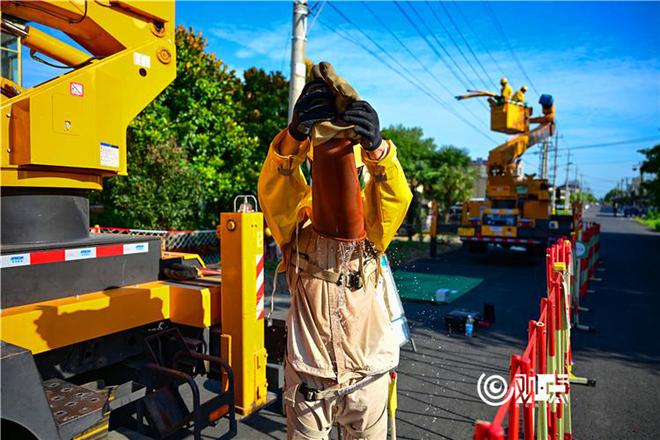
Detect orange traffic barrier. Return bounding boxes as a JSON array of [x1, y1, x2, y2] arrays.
[[570, 222, 601, 332], [473, 237, 579, 440]]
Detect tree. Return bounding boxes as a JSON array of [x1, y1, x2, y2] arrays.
[[604, 188, 626, 205], [428, 146, 474, 223], [570, 191, 597, 204], [93, 26, 275, 229], [241, 67, 289, 161], [381, 125, 436, 240], [640, 144, 660, 208], [381, 125, 474, 255]]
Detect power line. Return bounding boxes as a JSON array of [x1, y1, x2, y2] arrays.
[[562, 136, 660, 152], [307, 0, 326, 34], [483, 1, 540, 95], [359, 1, 489, 132], [315, 17, 497, 143], [570, 158, 641, 166], [451, 0, 508, 83], [423, 1, 490, 90], [434, 1, 497, 89], [325, 3, 497, 141], [580, 173, 622, 183], [395, 1, 473, 92], [530, 136, 660, 154]]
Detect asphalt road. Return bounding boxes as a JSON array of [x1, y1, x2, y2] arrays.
[[190, 206, 660, 439]]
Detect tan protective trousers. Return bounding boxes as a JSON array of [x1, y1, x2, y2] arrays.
[[284, 361, 389, 440]]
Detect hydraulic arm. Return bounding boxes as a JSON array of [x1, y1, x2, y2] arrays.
[[1, 0, 176, 245], [1, 0, 176, 190]]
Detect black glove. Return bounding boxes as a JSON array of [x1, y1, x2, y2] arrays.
[[289, 79, 337, 141], [343, 100, 383, 151]]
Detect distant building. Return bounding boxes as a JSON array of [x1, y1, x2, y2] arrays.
[[471, 158, 488, 198]]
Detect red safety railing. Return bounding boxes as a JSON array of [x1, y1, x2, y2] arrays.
[[474, 238, 575, 440], [570, 222, 601, 331]]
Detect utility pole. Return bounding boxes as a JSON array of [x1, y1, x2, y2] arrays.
[[288, 0, 308, 122], [551, 130, 559, 213], [539, 138, 549, 180]]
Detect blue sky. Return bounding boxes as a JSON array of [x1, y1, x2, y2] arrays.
[[22, 1, 660, 196]]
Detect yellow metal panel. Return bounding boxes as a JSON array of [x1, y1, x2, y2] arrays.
[[161, 251, 207, 268], [482, 226, 517, 238], [0, 169, 103, 189], [168, 282, 218, 328], [1, 0, 176, 189], [523, 200, 551, 220], [0, 282, 170, 354], [219, 212, 267, 415], [490, 103, 530, 134], [457, 227, 475, 237]]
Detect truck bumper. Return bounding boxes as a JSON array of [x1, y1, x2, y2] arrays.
[[461, 236, 543, 245]]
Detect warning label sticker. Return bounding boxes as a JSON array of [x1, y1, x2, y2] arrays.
[[100, 142, 119, 168], [70, 82, 84, 97], [133, 52, 151, 68]]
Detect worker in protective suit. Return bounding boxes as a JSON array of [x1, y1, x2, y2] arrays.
[[500, 77, 513, 102], [511, 85, 528, 104], [258, 62, 412, 439]]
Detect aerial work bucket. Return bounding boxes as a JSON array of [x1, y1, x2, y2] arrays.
[[490, 102, 531, 134], [311, 138, 366, 241]]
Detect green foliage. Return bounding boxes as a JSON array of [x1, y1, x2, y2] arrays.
[[639, 144, 660, 208], [382, 125, 474, 224], [93, 26, 289, 229], [571, 191, 597, 204], [637, 210, 660, 232], [381, 125, 436, 238], [241, 67, 289, 161], [428, 146, 474, 221], [604, 188, 626, 204], [381, 125, 435, 188], [92, 136, 204, 229]]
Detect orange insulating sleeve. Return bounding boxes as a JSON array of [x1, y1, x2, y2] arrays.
[[311, 138, 366, 241]]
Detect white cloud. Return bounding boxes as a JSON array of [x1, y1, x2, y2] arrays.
[[210, 23, 290, 63]]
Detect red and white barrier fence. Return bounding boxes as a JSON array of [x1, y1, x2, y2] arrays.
[[474, 222, 601, 440]]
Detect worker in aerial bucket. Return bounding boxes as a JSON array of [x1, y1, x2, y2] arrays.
[[511, 85, 528, 104], [258, 62, 412, 439], [500, 77, 513, 102]]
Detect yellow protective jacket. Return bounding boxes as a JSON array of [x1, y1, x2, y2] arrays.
[[258, 129, 412, 255], [501, 84, 513, 100], [511, 90, 525, 103]]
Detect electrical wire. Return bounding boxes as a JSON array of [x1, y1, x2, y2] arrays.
[[325, 3, 496, 140], [483, 1, 540, 95], [307, 0, 326, 34], [395, 2, 471, 92], [530, 136, 660, 154], [436, 1, 497, 89], [425, 1, 490, 90], [315, 17, 497, 143], [452, 0, 508, 84], [359, 1, 489, 132]]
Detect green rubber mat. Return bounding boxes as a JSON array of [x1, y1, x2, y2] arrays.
[[392, 271, 483, 303]]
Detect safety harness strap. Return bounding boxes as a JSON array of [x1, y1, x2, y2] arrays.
[[298, 371, 388, 402], [295, 258, 378, 287]]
